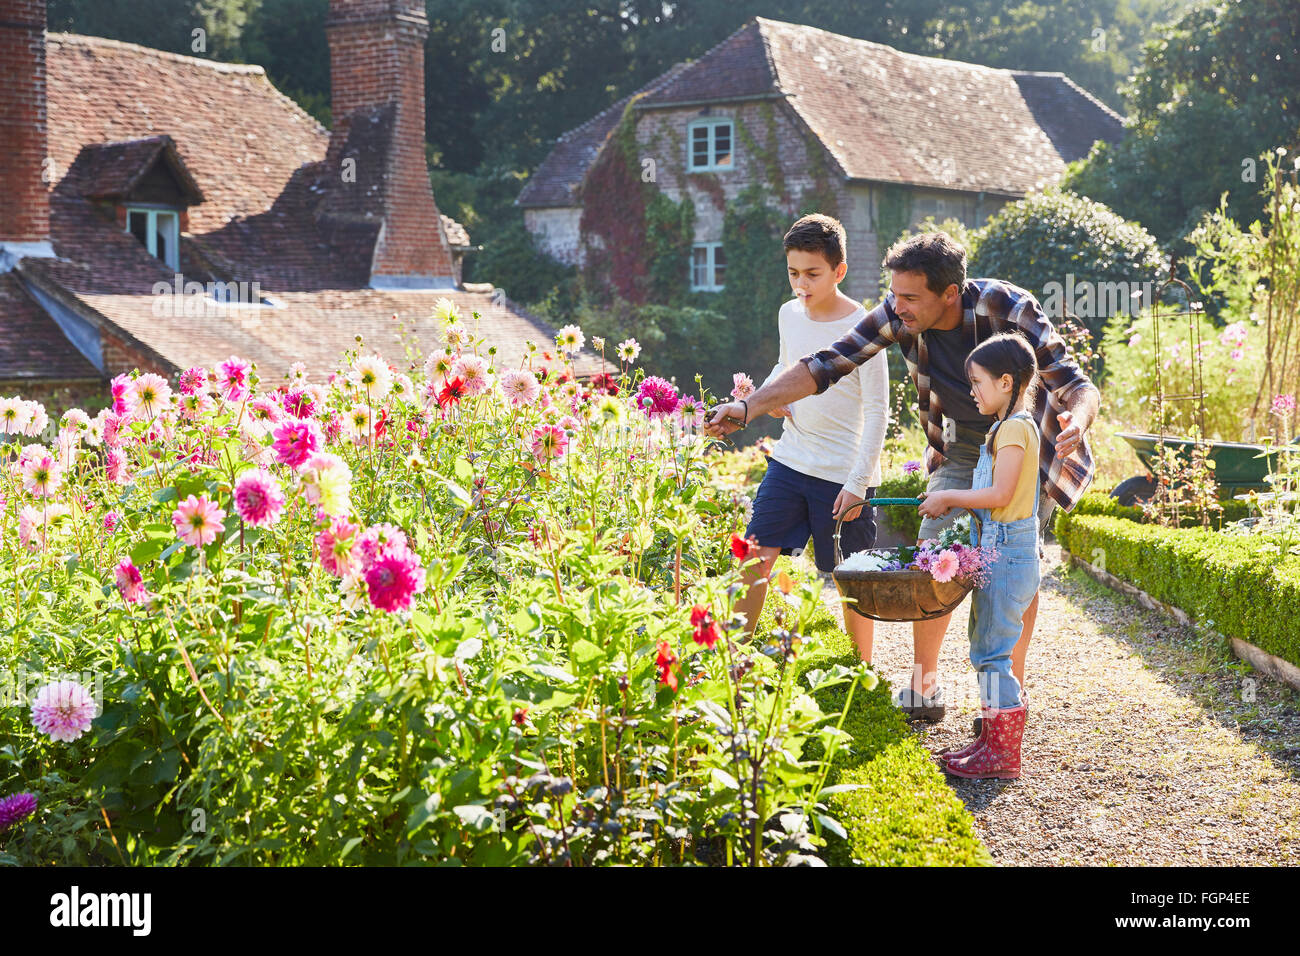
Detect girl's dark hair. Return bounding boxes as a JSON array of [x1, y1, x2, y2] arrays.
[[965, 332, 1039, 448]]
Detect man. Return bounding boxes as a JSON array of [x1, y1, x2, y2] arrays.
[[705, 232, 1100, 721]]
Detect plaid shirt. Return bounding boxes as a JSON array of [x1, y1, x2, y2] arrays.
[[800, 278, 1099, 512]]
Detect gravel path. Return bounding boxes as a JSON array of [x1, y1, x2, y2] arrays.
[[820, 541, 1300, 866]]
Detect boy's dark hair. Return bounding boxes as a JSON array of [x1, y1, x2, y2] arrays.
[[783, 214, 847, 268], [883, 231, 967, 296], [965, 331, 1039, 446]]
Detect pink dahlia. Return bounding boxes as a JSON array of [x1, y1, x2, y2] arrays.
[[283, 387, 317, 419], [365, 541, 427, 613], [172, 494, 227, 547], [1272, 393, 1297, 417], [106, 447, 132, 484], [451, 354, 491, 396], [499, 368, 541, 406], [674, 395, 706, 429], [0, 792, 38, 830], [903, 459, 922, 474], [930, 549, 961, 584], [218, 355, 252, 402], [531, 423, 569, 460], [126, 373, 171, 420], [178, 366, 208, 395], [103, 511, 120, 533], [30, 680, 97, 742], [101, 412, 126, 448], [315, 515, 361, 577], [20, 449, 62, 498], [109, 373, 131, 415], [355, 522, 408, 569], [234, 468, 285, 528], [730, 372, 755, 400], [634, 376, 679, 419], [114, 559, 151, 605], [271, 419, 322, 469]]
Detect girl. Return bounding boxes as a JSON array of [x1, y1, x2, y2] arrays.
[[916, 332, 1040, 780]]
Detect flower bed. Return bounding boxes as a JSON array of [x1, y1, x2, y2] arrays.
[[0, 310, 982, 866], [1054, 511, 1300, 671]]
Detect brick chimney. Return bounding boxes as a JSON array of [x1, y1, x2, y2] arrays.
[[326, 0, 455, 289], [0, 0, 56, 269]]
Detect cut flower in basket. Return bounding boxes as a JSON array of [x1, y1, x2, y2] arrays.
[[837, 512, 999, 588]]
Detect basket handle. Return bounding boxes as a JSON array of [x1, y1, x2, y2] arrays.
[[832, 497, 982, 567]]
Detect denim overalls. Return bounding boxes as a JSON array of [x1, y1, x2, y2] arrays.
[[967, 409, 1040, 710]]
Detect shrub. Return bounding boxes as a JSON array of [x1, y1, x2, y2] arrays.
[[1055, 511, 1300, 670], [971, 189, 1165, 343]]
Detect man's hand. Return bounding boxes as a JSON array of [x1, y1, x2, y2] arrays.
[[1055, 409, 1084, 458], [916, 490, 953, 519], [832, 488, 866, 521], [702, 401, 748, 438], [768, 405, 792, 419]]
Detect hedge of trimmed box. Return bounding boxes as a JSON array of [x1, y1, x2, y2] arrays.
[[1071, 490, 1254, 527], [1054, 510, 1300, 671], [759, 578, 991, 867]]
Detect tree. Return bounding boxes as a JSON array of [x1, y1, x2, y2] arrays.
[[1063, 0, 1300, 246]]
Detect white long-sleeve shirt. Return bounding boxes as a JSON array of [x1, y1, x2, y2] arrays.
[[760, 298, 890, 497]]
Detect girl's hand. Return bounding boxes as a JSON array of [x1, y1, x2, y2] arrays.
[[916, 490, 952, 518], [767, 405, 792, 419]]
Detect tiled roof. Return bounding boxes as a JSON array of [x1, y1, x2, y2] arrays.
[[525, 17, 1126, 203], [750, 18, 1124, 194], [0, 272, 101, 382], [19, 255, 606, 379], [6, 32, 593, 385], [516, 63, 690, 209]]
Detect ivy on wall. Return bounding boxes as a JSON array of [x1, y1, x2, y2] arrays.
[[872, 184, 914, 254], [578, 96, 697, 306]]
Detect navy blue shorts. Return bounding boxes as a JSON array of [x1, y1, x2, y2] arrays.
[[745, 457, 877, 573]]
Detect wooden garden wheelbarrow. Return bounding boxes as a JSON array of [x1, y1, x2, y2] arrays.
[[832, 497, 982, 622]]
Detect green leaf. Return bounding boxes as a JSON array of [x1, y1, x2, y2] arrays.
[[817, 813, 847, 841], [453, 804, 495, 832], [710, 768, 740, 791], [533, 663, 575, 684], [570, 639, 604, 667]]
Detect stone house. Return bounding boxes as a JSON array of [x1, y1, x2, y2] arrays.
[[518, 16, 1125, 303], [0, 0, 602, 405]]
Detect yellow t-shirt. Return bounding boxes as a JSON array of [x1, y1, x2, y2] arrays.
[[990, 416, 1040, 522]]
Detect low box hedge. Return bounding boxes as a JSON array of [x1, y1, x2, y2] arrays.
[[760, 580, 990, 867], [1072, 490, 1255, 527], [1054, 510, 1300, 670]]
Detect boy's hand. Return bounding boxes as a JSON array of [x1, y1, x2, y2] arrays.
[[916, 490, 953, 519], [767, 404, 791, 419], [703, 401, 747, 438], [832, 488, 866, 521]]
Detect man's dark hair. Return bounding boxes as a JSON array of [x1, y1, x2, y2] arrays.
[[883, 231, 967, 296], [783, 214, 847, 268]]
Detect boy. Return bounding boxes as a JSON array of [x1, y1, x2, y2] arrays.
[[734, 214, 890, 661]]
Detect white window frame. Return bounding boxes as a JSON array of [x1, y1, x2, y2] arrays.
[[690, 242, 725, 292], [686, 118, 734, 172], [125, 205, 180, 270]]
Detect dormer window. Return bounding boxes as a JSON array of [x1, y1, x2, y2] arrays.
[[66, 134, 204, 272], [127, 207, 180, 270]]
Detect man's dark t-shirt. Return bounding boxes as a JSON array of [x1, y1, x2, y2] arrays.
[[922, 324, 995, 430]]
